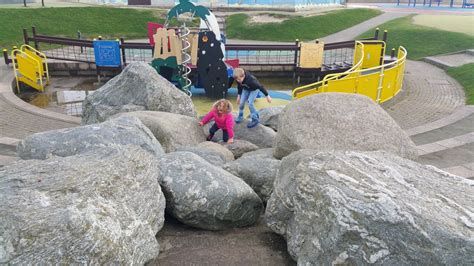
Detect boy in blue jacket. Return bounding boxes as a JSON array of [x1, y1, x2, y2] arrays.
[[232, 68, 272, 128]]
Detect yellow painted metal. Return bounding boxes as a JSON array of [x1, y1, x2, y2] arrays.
[[359, 40, 385, 69], [298, 42, 324, 68], [11, 45, 49, 92], [291, 41, 407, 105], [292, 41, 365, 99]]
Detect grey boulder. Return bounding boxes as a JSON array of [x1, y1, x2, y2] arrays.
[[116, 111, 206, 152], [224, 139, 259, 159], [0, 146, 166, 264], [273, 93, 418, 159], [197, 141, 235, 161], [202, 118, 276, 148], [266, 149, 474, 265], [82, 62, 196, 124], [176, 145, 228, 167], [17, 116, 164, 160], [157, 152, 263, 230], [223, 148, 280, 202], [256, 106, 284, 131]]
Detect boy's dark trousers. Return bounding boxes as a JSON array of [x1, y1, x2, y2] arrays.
[[208, 123, 229, 142]]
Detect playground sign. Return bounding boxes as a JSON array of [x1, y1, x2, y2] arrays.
[[93, 40, 121, 67]]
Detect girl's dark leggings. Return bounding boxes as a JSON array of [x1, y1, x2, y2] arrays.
[[208, 123, 229, 142]]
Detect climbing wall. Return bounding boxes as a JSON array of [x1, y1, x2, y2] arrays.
[[197, 31, 228, 98]]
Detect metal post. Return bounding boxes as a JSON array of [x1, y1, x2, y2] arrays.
[[391, 48, 396, 58], [3, 49, 9, 65], [120, 38, 126, 66], [397, 0, 400, 5], [23, 0, 26, 7], [374, 28, 380, 40], [450, 0, 454, 7], [98, 36, 102, 40], [32, 26, 39, 50], [77, 31, 83, 53], [23, 28, 29, 45], [429, 0, 432, 7], [382, 30, 388, 43], [294, 39, 300, 84], [376, 66, 385, 103]]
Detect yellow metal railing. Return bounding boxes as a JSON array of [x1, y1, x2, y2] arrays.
[[11, 44, 49, 93], [292, 41, 365, 99], [292, 42, 407, 104]]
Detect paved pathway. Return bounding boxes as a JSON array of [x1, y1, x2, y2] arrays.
[[384, 60, 465, 129], [320, 12, 409, 43]]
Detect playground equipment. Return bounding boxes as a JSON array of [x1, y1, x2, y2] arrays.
[[149, 0, 233, 98], [293, 39, 407, 104], [11, 44, 49, 93]]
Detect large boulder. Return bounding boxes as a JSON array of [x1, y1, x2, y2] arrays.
[[256, 106, 284, 131], [157, 152, 263, 230], [224, 139, 259, 159], [0, 146, 166, 264], [273, 93, 418, 159], [223, 148, 280, 202], [197, 141, 235, 161], [265, 149, 474, 265], [202, 118, 276, 148], [17, 116, 164, 160], [115, 111, 206, 153], [176, 145, 228, 167], [82, 62, 196, 125]]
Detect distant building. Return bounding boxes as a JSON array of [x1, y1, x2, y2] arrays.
[[127, 0, 345, 10]]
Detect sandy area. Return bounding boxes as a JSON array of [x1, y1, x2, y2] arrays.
[[412, 14, 474, 36], [249, 14, 287, 24]]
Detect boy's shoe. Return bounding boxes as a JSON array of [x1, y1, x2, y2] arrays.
[[206, 135, 213, 141], [235, 116, 243, 124], [247, 119, 259, 128]]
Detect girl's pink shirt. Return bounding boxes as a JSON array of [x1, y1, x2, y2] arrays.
[[201, 108, 235, 138]]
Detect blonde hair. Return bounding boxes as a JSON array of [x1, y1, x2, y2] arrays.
[[213, 99, 233, 114], [233, 68, 244, 79]]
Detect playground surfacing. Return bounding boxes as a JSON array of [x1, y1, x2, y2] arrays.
[[18, 76, 293, 117]]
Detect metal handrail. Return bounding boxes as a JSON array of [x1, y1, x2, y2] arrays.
[[292, 41, 365, 97]]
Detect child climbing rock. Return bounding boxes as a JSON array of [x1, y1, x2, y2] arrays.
[[199, 99, 235, 144], [232, 67, 272, 128]]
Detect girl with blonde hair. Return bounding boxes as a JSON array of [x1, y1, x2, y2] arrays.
[[199, 99, 235, 143]]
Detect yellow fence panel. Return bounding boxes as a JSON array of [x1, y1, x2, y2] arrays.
[[380, 66, 399, 102], [16, 54, 39, 82], [325, 77, 358, 94], [355, 71, 380, 101], [360, 41, 385, 69]]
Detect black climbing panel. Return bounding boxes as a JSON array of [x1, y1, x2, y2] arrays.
[[197, 31, 229, 98]]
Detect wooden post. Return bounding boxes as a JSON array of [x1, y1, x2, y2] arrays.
[[32, 26, 39, 50], [23, 28, 29, 45]]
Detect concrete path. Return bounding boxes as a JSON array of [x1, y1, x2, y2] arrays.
[[384, 60, 465, 130], [424, 49, 474, 69], [320, 12, 409, 43]]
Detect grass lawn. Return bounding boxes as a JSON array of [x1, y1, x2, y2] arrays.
[[358, 15, 474, 60], [226, 8, 382, 42], [0, 7, 165, 49], [447, 63, 474, 105]]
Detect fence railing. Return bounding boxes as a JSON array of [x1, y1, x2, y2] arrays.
[[4, 27, 382, 71], [293, 43, 407, 103]]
